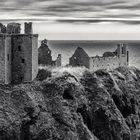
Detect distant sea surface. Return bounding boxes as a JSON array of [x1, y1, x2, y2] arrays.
[[48, 40, 140, 69]]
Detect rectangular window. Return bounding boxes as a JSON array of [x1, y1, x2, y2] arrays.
[[20, 77, 23, 82], [7, 54, 9, 61], [21, 59, 25, 63], [18, 45, 21, 51]]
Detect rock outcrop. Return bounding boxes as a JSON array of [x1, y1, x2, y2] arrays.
[[0, 66, 140, 140]]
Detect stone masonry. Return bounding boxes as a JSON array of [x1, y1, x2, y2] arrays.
[[69, 44, 129, 70], [38, 39, 62, 67], [0, 22, 38, 84]]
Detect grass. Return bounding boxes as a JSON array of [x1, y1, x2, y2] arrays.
[[37, 65, 88, 82]]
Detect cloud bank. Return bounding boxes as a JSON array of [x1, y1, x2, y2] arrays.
[[0, 0, 140, 25]]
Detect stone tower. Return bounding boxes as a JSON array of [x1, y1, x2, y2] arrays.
[[0, 22, 38, 84], [116, 43, 129, 66]]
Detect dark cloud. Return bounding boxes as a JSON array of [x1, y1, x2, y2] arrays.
[[56, 18, 140, 25], [107, 3, 140, 10], [0, 0, 140, 25]]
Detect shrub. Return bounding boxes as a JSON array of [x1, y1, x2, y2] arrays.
[[36, 69, 51, 81]]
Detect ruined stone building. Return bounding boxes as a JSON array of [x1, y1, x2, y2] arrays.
[[0, 22, 38, 84], [69, 43, 129, 70], [69, 47, 90, 68], [38, 39, 52, 65], [38, 39, 61, 67]]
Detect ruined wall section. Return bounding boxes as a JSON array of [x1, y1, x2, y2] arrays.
[[32, 35, 38, 80], [5, 35, 12, 84], [12, 35, 32, 84], [89, 53, 128, 71], [7, 23, 21, 34], [55, 54, 61, 67], [0, 35, 6, 83], [70, 55, 90, 68], [69, 47, 90, 68], [89, 56, 120, 71], [89, 45, 129, 71], [38, 44, 52, 66]]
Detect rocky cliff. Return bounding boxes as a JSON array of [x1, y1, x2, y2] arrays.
[[0, 66, 140, 140]]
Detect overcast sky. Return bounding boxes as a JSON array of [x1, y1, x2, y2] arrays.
[[1, 0, 140, 40]]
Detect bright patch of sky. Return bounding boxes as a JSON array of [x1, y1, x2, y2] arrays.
[[0, 0, 140, 40]]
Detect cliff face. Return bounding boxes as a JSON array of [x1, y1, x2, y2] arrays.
[[0, 66, 140, 140]]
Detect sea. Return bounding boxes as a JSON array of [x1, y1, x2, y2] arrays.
[[47, 40, 140, 69]]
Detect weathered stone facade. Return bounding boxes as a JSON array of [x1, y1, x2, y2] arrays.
[[0, 35, 6, 83], [38, 39, 62, 67], [0, 22, 38, 84], [38, 39, 52, 65], [69, 44, 129, 70], [69, 47, 90, 68], [6, 23, 21, 34]]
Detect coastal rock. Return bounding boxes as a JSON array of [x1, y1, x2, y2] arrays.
[[0, 66, 140, 140]]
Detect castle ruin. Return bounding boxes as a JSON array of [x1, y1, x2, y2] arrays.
[[69, 43, 129, 70], [0, 22, 38, 84], [38, 39, 61, 67]]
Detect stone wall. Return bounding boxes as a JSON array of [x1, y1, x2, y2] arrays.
[[12, 35, 32, 84], [0, 35, 5, 83], [89, 46, 128, 71], [6, 23, 21, 34], [0, 22, 38, 84], [89, 56, 128, 71], [5, 35, 12, 84], [69, 47, 90, 68], [38, 43, 52, 65], [12, 34, 38, 84], [32, 35, 38, 80]]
